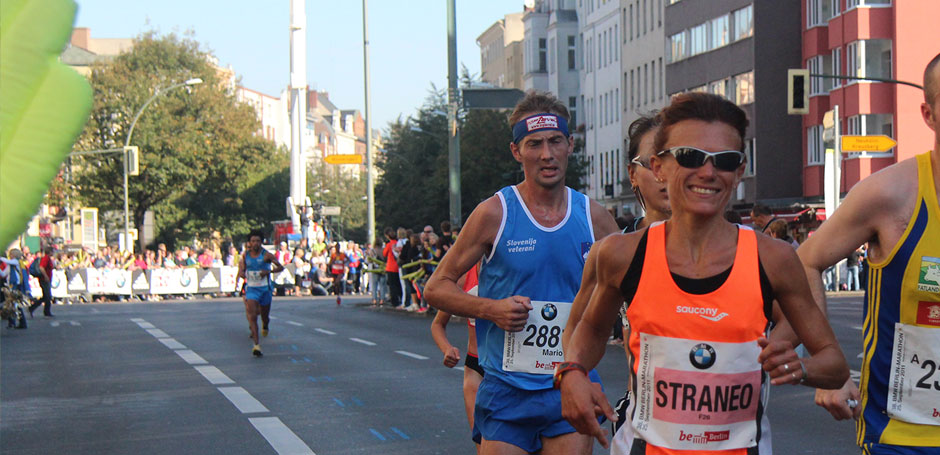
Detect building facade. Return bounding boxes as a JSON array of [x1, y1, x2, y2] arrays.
[[477, 13, 525, 90], [579, 0, 623, 210], [801, 0, 938, 199], [620, 0, 667, 218], [665, 0, 803, 208], [235, 87, 290, 149]]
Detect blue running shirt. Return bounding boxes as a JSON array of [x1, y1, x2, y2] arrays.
[[245, 250, 272, 291], [477, 186, 595, 390]]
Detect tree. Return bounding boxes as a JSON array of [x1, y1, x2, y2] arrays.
[[307, 161, 368, 242], [375, 80, 587, 231], [70, 32, 287, 249]]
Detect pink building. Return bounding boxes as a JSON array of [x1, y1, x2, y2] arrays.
[[801, 0, 937, 198]]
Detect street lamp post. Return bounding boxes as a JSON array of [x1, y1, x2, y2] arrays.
[[122, 78, 202, 252]]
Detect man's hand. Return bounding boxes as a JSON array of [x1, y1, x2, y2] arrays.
[[560, 371, 616, 449], [443, 347, 460, 368], [757, 337, 802, 385], [486, 296, 532, 332], [815, 379, 861, 420], [259, 270, 270, 277]]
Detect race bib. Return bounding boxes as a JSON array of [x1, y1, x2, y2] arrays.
[[633, 333, 763, 451], [246, 270, 266, 288], [502, 301, 571, 374], [887, 323, 940, 426]]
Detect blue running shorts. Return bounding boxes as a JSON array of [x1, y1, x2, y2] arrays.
[[472, 370, 603, 452], [245, 287, 272, 306]]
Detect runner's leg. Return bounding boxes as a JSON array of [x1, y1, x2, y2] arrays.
[[244, 298, 260, 345], [462, 367, 483, 455], [479, 439, 528, 455], [539, 432, 593, 455]]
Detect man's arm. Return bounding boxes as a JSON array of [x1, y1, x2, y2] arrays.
[[559, 235, 633, 448], [425, 196, 532, 332], [265, 252, 285, 274], [236, 255, 246, 280], [758, 236, 849, 389]]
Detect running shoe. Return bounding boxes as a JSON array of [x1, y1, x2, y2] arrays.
[[262, 328, 269, 337], [252, 345, 263, 357]]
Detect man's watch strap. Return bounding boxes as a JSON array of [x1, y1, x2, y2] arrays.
[[553, 361, 588, 389]]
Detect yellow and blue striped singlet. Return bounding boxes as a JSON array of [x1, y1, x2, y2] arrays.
[[860, 152, 940, 451]]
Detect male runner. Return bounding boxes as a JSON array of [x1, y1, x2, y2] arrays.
[[237, 229, 284, 357], [793, 53, 940, 453], [426, 90, 619, 455]]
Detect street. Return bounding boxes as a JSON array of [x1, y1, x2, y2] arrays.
[[1, 294, 864, 454]]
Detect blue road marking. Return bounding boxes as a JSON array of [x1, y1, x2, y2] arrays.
[[307, 376, 316, 382], [291, 344, 298, 351], [303, 357, 312, 363], [333, 398, 345, 407], [290, 358, 298, 364], [351, 397, 363, 406], [323, 376, 333, 382], [369, 428, 386, 441], [390, 427, 410, 440]]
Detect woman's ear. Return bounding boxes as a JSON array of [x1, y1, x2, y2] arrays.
[[649, 154, 667, 183]]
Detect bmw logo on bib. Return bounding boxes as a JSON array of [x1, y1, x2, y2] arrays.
[[689, 343, 716, 370], [541, 303, 558, 321]]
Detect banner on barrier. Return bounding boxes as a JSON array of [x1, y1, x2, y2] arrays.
[[150, 268, 199, 294]]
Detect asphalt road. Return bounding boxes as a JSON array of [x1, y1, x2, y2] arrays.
[[1, 293, 864, 454]]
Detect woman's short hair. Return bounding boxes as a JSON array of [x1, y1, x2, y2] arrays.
[[654, 92, 749, 153]]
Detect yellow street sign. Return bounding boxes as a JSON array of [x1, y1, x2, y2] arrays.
[[324, 154, 363, 165], [841, 135, 897, 152]]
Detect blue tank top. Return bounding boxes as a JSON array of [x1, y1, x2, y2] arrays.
[[477, 186, 595, 389], [245, 250, 271, 290]]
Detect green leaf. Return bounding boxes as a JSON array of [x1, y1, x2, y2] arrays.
[[0, 0, 92, 246]]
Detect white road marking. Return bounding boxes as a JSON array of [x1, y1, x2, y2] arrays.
[[852, 325, 863, 330], [349, 338, 376, 346], [249, 417, 316, 455], [850, 369, 861, 381], [314, 328, 335, 335], [137, 322, 155, 329], [858, 352, 864, 358], [286, 321, 303, 327], [146, 328, 170, 338], [158, 338, 187, 350], [50, 321, 60, 327], [194, 365, 235, 385], [175, 350, 208, 365], [218, 386, 269, 414], [395, 350, 429, 360], [454, 366, 465, 371], [130, 318, 146, 322], [70, 321, 80, 326]]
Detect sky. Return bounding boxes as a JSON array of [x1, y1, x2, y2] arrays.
[[74, 0, 522, 133]]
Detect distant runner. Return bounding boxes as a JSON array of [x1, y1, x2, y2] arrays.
[[237, 229, 284, 357]]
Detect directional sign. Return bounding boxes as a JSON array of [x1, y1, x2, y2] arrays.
[[324, 154, 363, 165], [841, 135, 897, 152]]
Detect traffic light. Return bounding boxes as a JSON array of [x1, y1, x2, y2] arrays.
[[124, 146, 139, 176], [787, 69, 810, 115]]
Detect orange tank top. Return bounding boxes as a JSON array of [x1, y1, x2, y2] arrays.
[[623, 222, 771, 455]]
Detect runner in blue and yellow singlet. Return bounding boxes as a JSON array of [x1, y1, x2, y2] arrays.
[[794, 53, 940, 454]]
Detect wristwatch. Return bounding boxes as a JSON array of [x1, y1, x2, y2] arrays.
[[552, 361, 587, 389]]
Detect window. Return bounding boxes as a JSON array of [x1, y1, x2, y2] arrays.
[[744, 138, 756, 177], [651, 62, 656, 100], [708, 78, 729, 99], [538, 38, 547, 72], [846, 39, 892, 81], [831, 0, 841, 16], [549, 37, 556, 73], [668, 31, 687, 62], [807, 125, 824, 165], [629, 4, 634, 41], [598, 36, 602, 69], [807, 55, 832, 95], [710, 15, 730, 50], [644, 64, 649, 105], [733, 5, 753, 41], [734, 71, 754, 105], [690, 23, 707, 56], [630, 69, 635, 108], [643, 0, 647, 34], [659, 58, 663, 100], [568, 36, 576, 70], [847, 0, 890, 8], [832, 47, 842, 88], [845, 114, 894, 154], [569, 97, 578, 127], [616, 148, 621, 183], [807, 0, 832, 28], [615, 88, 620, 121]]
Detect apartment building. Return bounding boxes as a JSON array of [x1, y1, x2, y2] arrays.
[[477, 13, 525, 90], [801, 0, 937, 199], [235, 87, 290, 149], [579, 0, 623, 211], [620, 0, 667, 218], [665, 0, 803, 207]]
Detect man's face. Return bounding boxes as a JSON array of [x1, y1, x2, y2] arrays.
[[922, 65, 940, 144], [510, 121, 573, 189], [248, 236, 262, 252]]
